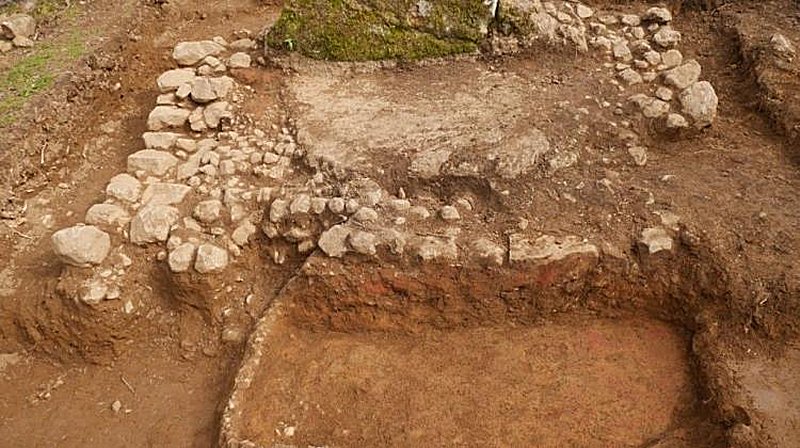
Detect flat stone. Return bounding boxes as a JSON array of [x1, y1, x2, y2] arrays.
[[269, 199, 289, 223], [348, 230, 377, 255], [663, 60, 702, 90], [52, 225, 111, 267], [613, 42, 632, 61], [194, 200, 223, 223], [439, 206, 461, 221], [410, 236, 458, 262], [642, 98, 670, 118], [655, 87, 673, 102], [204, 101, 231, 129], [156, 68, 197, 93], [232, 220, 257, 246], [0, 14, 35, 39], [576, 4, 593, 19], [318, 224, 351, 257], [639, 227, 673, 254], [643, 7, 672, 24], [492, 129, 551, 178], [106, 174, 142, 203], [410, 149, 452, 179], [653, 27, 681, 48], [289, 194, 311, 214], [143, 132, 182, 150], [147, 106, 190, 131], [129, 205, 180, 245], [470, 238, 505, 266], [628, 146, 648, 166], [666, 113, 688, 129], [621, 14, 641, 26], [619, 68, 643, 85], [661, 49, 683, 68], [228, 52, 251, 68], [195, 244, 229, 273], [127, 150, 178, 176], [141, 183, 191, 205], [509, 234, 598, 264], [352, 207, 378, 223], [85, 204, 131, 227], [172, 41, 226, 66], [190, 76, 234, 104], [168, 242, 196, 273], [680, 81, 718, 129]]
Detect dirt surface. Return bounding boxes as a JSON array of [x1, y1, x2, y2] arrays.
[[0, 0, 799, 447], [241, 316, 722, 447]]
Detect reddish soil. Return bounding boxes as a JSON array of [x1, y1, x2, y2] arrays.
[[241, 316, 722, 447]]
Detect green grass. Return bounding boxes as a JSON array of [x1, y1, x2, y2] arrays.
[[0, 0, 85, 127], [0, 32, 85, 126]]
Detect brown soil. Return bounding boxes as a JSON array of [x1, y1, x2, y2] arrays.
[[241, 315, 722, 447], [0, 0, 799, 447]]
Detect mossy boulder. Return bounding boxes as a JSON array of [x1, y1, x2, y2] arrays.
[[266, 0, 497, 61]]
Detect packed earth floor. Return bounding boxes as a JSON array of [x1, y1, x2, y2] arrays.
[[0, 0, 799, 447]]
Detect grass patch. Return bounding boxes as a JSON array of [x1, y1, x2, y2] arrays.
[[1, 0, 70, 22], [0, 31, 85, 126]]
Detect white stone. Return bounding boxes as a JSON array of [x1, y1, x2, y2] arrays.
[[655, 87, 673, 101], [156, 68, 196, 93], [204, 101, 231, 129], [147, 106, 190, 131], [643, 7, 672, 24], [470, 238, 505, 266], [628, 146, 648, 166], [680, 81, 718, 129], [352, 207, 378, 223], [639, 227, 673, 254], [318, 225, 351, 257], [194, 244, 229, 273], [269, 199, 288, 222], [661, 49, 683, 68], [663, 60, 701, 90], [129, 205, 180, 245], [52, 225, 111, 267], [228, 52, 251, 68], [172, 41, 226, 66], [127, 150, 178, 176], [168, 243, 196, 273], [106, 174, 142, 202], [85, 204, 131, 227], [666, 113, 688, 129], [289, 194, 311, 214], [613, 42, 632, 61], [439, 206, 461, 221], [621, 14, 641, 26], [141, 183, 191, 205], [576, 4, 593, 19], [653, 27, 681, 48], [410, 236, 458, 262], [619, 68, 643, 85], [348, 230, 377, 255], [509, 234, 598, 264], [194, 199, 223, 223], [0, 14, 35, 39], [232, 221, 257, 246], [143, 132, 182, 150]]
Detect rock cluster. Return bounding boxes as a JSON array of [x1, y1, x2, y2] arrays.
[[0, 13, 35, 51]]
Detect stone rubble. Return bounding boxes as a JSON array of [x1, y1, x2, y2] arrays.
[[0, 13, 35, 50]]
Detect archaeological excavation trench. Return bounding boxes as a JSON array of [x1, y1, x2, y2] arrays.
[[1, 0, 800, 447]]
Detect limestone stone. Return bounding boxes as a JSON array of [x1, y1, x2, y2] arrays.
[[228, 52, 251, 68], [289, 194, 311, 214], [509, 234, 598, 264], [143, 132, 182, 150], [127, 150, 178, 176], [0, 14, 35, 40], [106, 174, 142, 203], [663, 60, 701, 90], [639, 227, 673, 254], [194, 199, 223, 223], [129, 205, 180, 245], [318, 225, 351, 257], [666, 113, 688, 129], [643, 7, 672, 24], [172, 41, 226, 66], [52, 225, 111, 267], [168, 243, 196, 273], [232, 220, 257, 246], [141, 183, 191, 205], [655, 87, 673, 102], [352, 207, 378, 223], [147, 106, 190, 131], [194, 244, 229, 273], [190, 76, 235, 104], [439, 206, 461, 221], [492, 129, 550, 178], [348, 230, 377, 255], [653, 27, 681, 48], [619, 68, 643, 85], [661, 49, 683, 68], [310, 197, 328, 214], [628, 146, 648, 166], [410, 236, 458, 262], [613, 42, 632, 62], [85, 204, 131, 227], [204, 101, 231, 128], [269, 199, 289, 222], [621, 14, 641, 26], [156, 68, 196, 93], [679, 81, 718, 129], [470, 238, 505, 266], [642, 98, 670, 118]]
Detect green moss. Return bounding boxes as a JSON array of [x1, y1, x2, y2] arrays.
[[266, 0, 489, 61]]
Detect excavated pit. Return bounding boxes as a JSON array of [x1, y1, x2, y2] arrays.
[[220, 246, 739, 448]]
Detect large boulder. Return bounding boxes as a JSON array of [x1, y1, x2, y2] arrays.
[[266, 0, 496, 61], [52, 225, 111, 267]]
